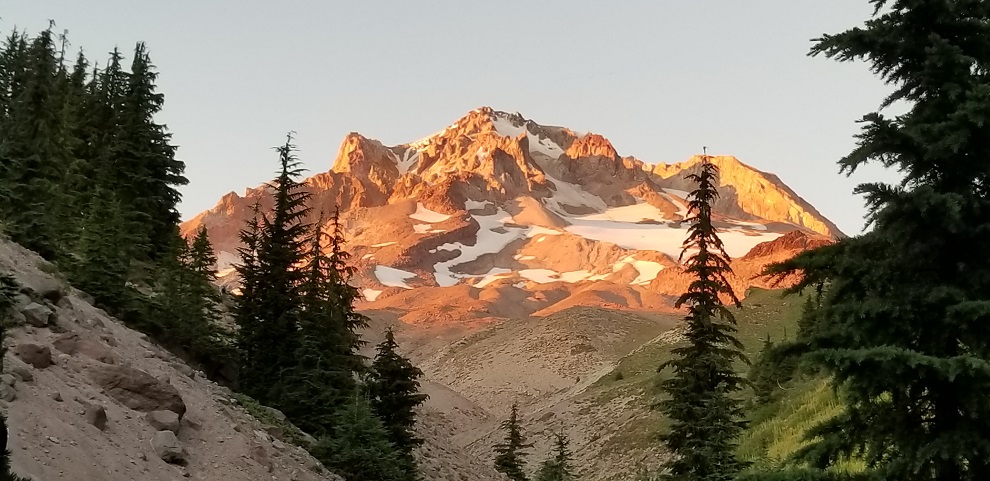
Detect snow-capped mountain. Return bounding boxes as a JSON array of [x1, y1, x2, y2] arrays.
[[182, 107, 837, 325]]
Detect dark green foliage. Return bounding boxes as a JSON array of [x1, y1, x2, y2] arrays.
[[494, 403, 532, 481], [235, 134, 310, 403], [311, 396, 406, 481], [763, 2, 990, 480], [281, 210, 368, 435], [152, 228, 235, 380], [0, 27, 72, 260], [367, 327, 427, 468], [535, 433, 577, 481], [748, 335, 801, 406], [67, 187, 129, 310], [657, 155, 748, 481]]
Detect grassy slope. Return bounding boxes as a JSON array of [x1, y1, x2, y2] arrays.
[[581, 287, 841, 472]]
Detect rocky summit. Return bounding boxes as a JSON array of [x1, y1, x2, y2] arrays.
[[183, 107, 839, 326]]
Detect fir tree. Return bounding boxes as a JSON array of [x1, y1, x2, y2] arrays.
[[68, 186, 129, 310], [111, 42, 186, 262], [234, 134, 310, 403], [535, 433, 577, 481], [281, 212, 365, 435], [657, 154, 748, 481], [312, 396, 406, 481], [494, 402, 532, 481], [0, 27, 74, 259], [367, 327, 427, 472], [187, 226, 218, 278], [764, 2, 990, 479]]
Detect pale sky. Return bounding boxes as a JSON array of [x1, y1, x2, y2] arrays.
[[3, 1, 900, 235]]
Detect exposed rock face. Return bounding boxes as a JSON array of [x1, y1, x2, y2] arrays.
[[182, 106, 841, 326], [651, 155, 842, 238], [88, 365, 186, 417]]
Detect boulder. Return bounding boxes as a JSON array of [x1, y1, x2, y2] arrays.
[[146, 410, 181, 433], [20, 302, 53, 327], [7, 310, 26, 326], [0, 383, 15, 402], [88, 365, 186, 417], [0, 374, 15, 387], [14, 343, 52, 369], [84, 404, 107, 431], [5, 358, 34, 383], [249, 445, 273, 472], [52, 332, 116, 364], [151, 430, 185, 464]]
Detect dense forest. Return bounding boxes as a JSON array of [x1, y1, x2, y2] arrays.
[[0, 24, 427, 481]]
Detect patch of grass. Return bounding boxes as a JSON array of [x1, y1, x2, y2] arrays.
[[585, 288, 832, 469]]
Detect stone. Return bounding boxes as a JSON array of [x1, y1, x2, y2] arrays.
[[52, 332, 116, 364], [20, 302, 53, 327], [88, 364, 186, 417], [264, 406, 287, 423], [151, 430, 185, 465], [50, 392, 63, 402], [5, 359, 35, 383], [299, 431, 318, 449], [0, 383, 15, 402], [84, 404, 107, 431], [248, 445, 273, 472], [146, 410, 181, 433], [7, 310, 26, 326], [14, 343, 52, 369], [0, 374, 15, 387], [170, 362, 195, 379], [13, 294, 31, 309]]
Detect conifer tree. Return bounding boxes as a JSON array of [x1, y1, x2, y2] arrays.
[[69, 185, 129, 310], [657, 154, 748, 481], [111, 42, 186, 262], [281, 212, 365, 435], [0, 27, 74, 259], [367, 327, 427, 473], [234, 134, 310, 403], [312, 396, 406, 481], [765, 2, 990, 479], [535, 433, 577, 481], [187, 226, 218, 278], [494, 402, 532, 481]]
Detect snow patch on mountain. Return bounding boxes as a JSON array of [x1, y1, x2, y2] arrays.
[[375, 265, 417, 289], [410, 203, 452, 223]]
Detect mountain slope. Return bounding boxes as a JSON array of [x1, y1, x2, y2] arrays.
[[182, 107, 838, 326]]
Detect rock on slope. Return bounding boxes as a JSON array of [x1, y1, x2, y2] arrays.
[[0, 236, 499, 481], [0, 238, 338, 481]]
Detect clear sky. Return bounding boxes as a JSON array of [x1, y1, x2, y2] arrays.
[[3, 1, 900, 235]]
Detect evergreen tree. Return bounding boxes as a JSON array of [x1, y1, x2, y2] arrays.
[[764, 2, 990, 479], [367, 327, 427, 474], [281, 212, 365, 435], [312, 396, 406, 481], [68, 185, 129, 310], [0, 27, 74, 259], [657, 154, 748, 481], [535, 433, 577, 481], [494, 402, 532, 481], [111, 42, 186, 262], [187, 226, 218, 278], [234, 134, 310, 403]]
